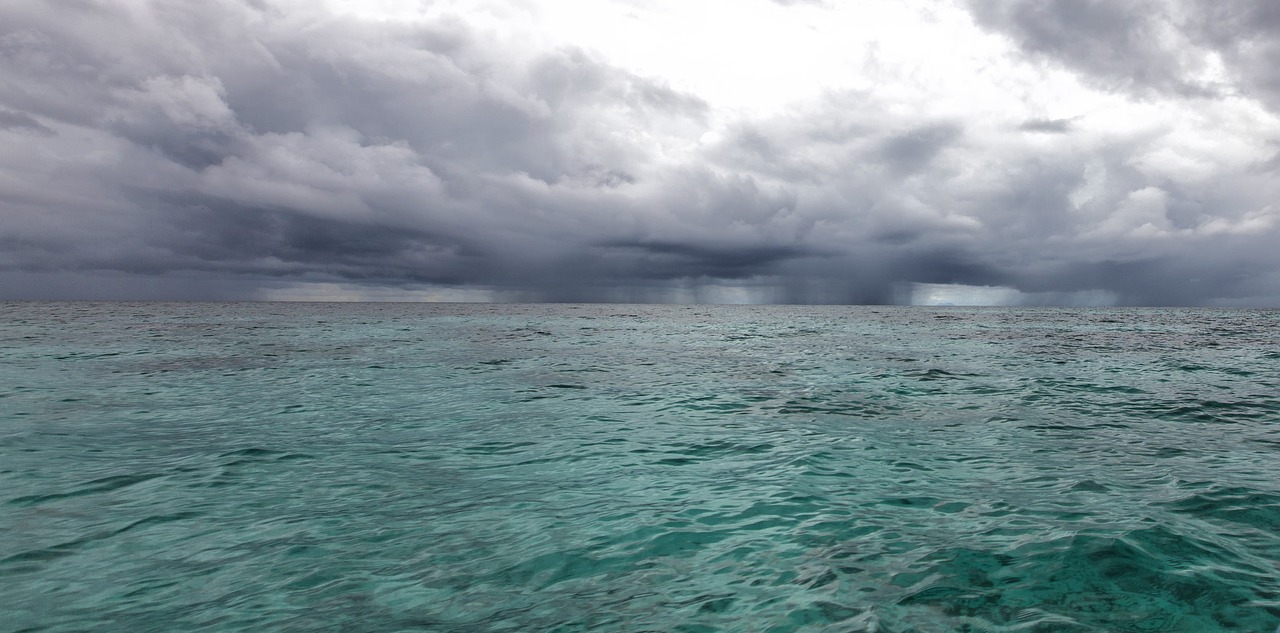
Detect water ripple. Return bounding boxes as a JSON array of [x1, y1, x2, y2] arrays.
[[2, 303, 1279, 631]]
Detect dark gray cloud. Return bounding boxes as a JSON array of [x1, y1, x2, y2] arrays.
[[0, 1, 712, 290], [1018, 117, 1073, 134], [0, 109, 51, 134], [965, 0, 1213, 97], [593, 240, 821, 281], [965, 0, 1280, 110], [0, 0, 1278, 305], [876, 123, 964, 176]]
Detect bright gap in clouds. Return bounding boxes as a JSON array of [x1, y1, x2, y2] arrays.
[[910, 284, 1122, 307], [318, 0, 862, 115], [911, 283, 1023, 306], [254, 283, 500, 302], [316, 0, 1069, 120]]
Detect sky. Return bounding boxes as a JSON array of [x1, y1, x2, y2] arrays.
[[2, 0, 1279, 305]]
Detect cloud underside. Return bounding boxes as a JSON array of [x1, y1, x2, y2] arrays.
[[1, 0, 1278, 304]]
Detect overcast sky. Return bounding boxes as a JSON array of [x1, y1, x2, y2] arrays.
[[3, 0, 1279, 304]]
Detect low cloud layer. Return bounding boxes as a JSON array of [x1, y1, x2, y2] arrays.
[[2, 0, 1278, 304]]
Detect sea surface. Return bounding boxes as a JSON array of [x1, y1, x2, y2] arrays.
[[2, 302, 1279, 632]]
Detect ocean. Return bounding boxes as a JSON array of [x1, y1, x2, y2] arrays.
[[2, 302, 1278, 632]]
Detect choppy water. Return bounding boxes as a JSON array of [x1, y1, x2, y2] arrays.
[[3, 302, 1279, 632]]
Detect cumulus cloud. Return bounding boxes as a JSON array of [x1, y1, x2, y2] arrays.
[[1, 0, 1278, 305], [964, 0, 1280, 110]]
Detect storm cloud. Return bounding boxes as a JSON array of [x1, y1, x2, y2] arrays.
[[965, 0, 1280, 109], [1, 0, 1278, 304]]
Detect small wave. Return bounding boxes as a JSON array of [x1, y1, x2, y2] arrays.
[[1157, 399, 1279, 424], [1161, 486, 1280, 534], [7, 473, 161, 507]]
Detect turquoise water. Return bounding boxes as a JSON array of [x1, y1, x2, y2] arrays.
[[2, 302, 1279, 632]]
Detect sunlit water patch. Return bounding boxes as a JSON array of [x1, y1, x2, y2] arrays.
[[2, 303, 1279, 632]]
